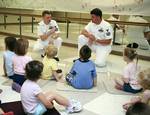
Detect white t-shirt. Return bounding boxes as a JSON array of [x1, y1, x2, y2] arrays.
[[85, 19, 113, 45], [21, 80, 42, 113], [123, 62, 141, 90]]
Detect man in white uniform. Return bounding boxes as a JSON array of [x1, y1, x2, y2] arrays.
[[78, 8, 113, 67], [34, 10, 62, 57]]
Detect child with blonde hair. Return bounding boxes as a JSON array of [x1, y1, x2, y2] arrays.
[[123, 68, 150, 110], [12, 38, 32, 90], [115, 47, 142, 93], [42, 45, 62, 81]]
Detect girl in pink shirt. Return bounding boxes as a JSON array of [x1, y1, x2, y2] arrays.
[[123, 68, 150, 110], [12, 38, 32, 86], [115, 47, 142, 93]]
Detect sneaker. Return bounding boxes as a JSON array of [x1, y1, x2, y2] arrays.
[[66, 99, 82, 113]]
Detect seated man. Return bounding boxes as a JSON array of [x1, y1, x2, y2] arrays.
[[34, 10, 63, 57], [126, 15, 149, 50], [78, 8, 113, 67]]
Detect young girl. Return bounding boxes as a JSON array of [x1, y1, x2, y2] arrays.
[[12, 38, 32, 86], [123, 68, 150, 110], [42, 45, 62, 81], [66, 45, 97, 89], [115, 47, 142, 93], [3, 36, 17, 79], [21, 60, 82, 114]]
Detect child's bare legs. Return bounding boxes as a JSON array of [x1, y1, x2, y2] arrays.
[[114, 78, 123, 90], [53, 71, 63, 82], [44, 91, 70, 107], [0, 108, 4, 114], [44, 91, 82, 113]]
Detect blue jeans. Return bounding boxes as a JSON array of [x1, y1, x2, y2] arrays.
[[123, 83, 142, 93], [12, 74, 26, 86], [65, 73, 74, 85]]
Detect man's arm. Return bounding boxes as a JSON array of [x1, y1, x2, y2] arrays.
[[81, 29, 96, 41], [39, 27, 56, 41], [95, 39, 112, 45], [37, 92, 54, 109], [81, 29, 112, 45]]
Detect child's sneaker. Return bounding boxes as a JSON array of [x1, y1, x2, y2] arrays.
[[66, 99, 82, 113]]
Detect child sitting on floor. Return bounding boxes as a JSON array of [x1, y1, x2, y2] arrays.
[[66, 45, 97, 89], [21, 60, 82, 114], [12, 38, 32, 92], [42, 45, 63, 81], [123, 68, 150, 110], [115, 47, 142, 93], [3, 36, 17, 79]]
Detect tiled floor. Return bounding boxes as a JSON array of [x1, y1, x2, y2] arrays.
[[0, 35, 150, 115]]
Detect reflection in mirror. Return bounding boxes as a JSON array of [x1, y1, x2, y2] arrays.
[[125, 16, 149, 50]]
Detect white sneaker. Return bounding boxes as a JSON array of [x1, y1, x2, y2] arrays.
[[60, 111, 68, 115], [66, 99, 82, 113]]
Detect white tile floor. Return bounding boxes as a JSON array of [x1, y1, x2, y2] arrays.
[[0, 35, 150, 115]]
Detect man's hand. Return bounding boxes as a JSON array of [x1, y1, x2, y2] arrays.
[[81, 29, 96, 43], [88, 34, 96, 41], [51, 33, 59, 39], [88, 34, 96, 45], [48, 27, 56, 35]]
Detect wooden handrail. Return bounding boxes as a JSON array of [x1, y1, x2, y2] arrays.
[[106, 20, 150, 26], [0, 12, 41, 17], [0, 12, 150, 26]]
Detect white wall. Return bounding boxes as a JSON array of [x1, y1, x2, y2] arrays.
[[0, 0, 150, 16]]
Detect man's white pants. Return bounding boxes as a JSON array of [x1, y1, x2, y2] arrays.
[[33, 37, 62, 56], [78, 35, 111, 66]]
